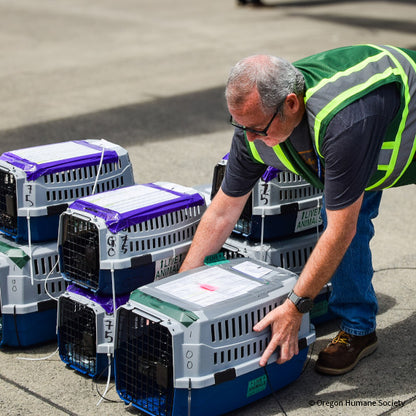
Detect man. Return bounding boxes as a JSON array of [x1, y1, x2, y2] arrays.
[[179, 45, 416, 375]]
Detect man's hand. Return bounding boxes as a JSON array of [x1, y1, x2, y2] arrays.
[[253, 299, 303, 366], [252, 195, 365, 367]]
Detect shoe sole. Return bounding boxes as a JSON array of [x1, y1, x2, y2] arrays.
[[315, 340, 378, 376]]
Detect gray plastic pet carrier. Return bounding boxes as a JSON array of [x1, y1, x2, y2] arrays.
[[0, 234, 67, 346], [220, 233, 334, 324], [221, 232, 320, 274], [211, 158, 323, 241], [114, 258, 315, 416], [0, 139, 134, 242], [58, 182, 207, 295], [57, 285, 129, 378]]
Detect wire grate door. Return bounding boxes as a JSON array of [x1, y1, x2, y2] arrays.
[[0, 170, 17, 235], [116, 308, 174, 416], [61, 215, 100, 290], [59, 296, 97, 375]]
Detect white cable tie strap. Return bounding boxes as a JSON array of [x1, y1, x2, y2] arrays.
[[92, 146, 105, 195], [110, 262, 117, 318], [44, 258, 60, 301], [26, 213, 34, 285], [260, 207, 266, 263], [16, 347, 59, 361], [96, 353, 112, 406]]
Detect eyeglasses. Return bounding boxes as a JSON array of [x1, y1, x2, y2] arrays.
[[229, 102, 282, 137]]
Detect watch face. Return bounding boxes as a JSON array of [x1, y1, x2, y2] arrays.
[[298, 298, 314, 314]]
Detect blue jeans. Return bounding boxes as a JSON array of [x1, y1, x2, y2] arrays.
[[321, 191, 383, 336]]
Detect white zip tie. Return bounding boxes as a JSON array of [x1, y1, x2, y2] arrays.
[[96, 262, 116, 406], [16, 347, 59, 361], [260, 208, 266, 263], [96, 353, 112, 406], [43, 258, 60, 301], [26, 213, 34, 285], [92, 145, 105, 195]]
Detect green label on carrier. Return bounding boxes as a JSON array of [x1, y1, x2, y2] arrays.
[[0, 241, 30, 269], [310, 300, 329, 320], [247, 374, 267, 397], [203, 252, 229, 266], [129, 290, 199, 328]]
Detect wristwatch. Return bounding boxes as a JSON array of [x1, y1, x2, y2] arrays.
[[287, 290, 314, 314]]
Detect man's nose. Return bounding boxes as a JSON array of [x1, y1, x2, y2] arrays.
[[246, 131, 259, 142]]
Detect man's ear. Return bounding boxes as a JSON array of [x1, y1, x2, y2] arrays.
[[285, 93, 301, 113]]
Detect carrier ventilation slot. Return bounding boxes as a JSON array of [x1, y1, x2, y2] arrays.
[[127, 223, 198, 255], [279, 246, 313, 270], [37, 280, 68, 296], [210, 301, 281, 343], [33, 254, 60, 276], [43, 161, 122, 184], [126, 206, 203, 233], [278, 186, 321, 202], [46, 177, 124, 202], [213, 336, 269, 365]]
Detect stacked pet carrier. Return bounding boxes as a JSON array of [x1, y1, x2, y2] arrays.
[[0, 238, 65, 346], [211, 157, 323, 243], [58, 285, 130, 377], [114, 258, 316, 416], [211, 156, 333, 325], [0, 139, 135, 347], [57, 182, 207, 377]]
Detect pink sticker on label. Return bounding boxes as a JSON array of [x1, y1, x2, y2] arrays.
[[200, 284, 217, 291]]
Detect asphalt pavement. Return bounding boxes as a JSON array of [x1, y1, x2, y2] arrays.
[[0, 1, 415, 415]]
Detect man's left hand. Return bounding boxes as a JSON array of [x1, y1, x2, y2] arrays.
[[253, 299, 303, 366]]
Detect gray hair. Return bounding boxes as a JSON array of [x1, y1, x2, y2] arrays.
[[225, 55, 305, 115]]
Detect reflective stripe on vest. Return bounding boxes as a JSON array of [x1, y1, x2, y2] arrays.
[[247, 138, 300, 175], [370, 46, 416, 189], [305, 44, 416, 190]]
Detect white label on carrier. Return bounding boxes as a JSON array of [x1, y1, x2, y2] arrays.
[[80, 184, 179, 213], [232, 261, 271, 278], [154, 253, 186, 281], [157, 266, 262, 307], [11, 141, 100, 164], [295, 206, 321, 232]]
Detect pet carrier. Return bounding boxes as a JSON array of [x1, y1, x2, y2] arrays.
[[211, 159, 323, 241], [58, 182, 207, 295], [220, 234, 334, 325], [0, 139, 134, 243], [221, 232, 321, 274], [0, 236, 67, 347], [114, 258, 315, 416], [57, 285, 129, 378]]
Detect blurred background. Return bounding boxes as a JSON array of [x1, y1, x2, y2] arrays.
[[0, 1, 415, 415], [2, 0, 416, 187]]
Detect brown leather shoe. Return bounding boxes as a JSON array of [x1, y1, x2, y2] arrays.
[[315, 330, 378, 375]]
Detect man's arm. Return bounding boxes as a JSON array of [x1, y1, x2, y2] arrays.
[[254, 193, 364, 366], [179, 188, 251, 272]]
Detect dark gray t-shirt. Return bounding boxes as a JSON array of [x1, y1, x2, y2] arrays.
[[221, 83, 400, 210]]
